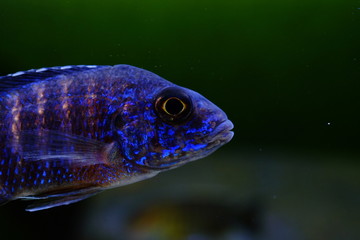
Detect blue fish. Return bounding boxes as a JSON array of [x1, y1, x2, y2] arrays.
[[0, 65, 234, 211]]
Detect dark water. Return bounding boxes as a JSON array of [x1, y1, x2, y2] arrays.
[[0, 0, 359, 239]]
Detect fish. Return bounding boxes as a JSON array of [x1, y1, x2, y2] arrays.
[[0, 64, 234, 211]]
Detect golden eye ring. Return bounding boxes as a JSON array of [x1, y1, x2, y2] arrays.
[[155, 87, 193, 124], [162, 97, 186, 116]]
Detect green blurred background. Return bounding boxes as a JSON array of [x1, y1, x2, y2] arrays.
[[0, 0, 359, 240]]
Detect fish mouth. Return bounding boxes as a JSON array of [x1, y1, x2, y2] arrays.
[[207, 119, 234, 145]]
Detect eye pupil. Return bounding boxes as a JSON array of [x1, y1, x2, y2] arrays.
[[163, 97, 184, 116]]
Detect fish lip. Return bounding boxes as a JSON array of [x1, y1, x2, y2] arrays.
[[207, 119, 234, 144]]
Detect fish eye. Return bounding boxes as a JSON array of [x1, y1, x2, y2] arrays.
[[155, 87, 193, 124]]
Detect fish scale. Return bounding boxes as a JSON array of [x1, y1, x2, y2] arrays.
[[0, 64, 233, 211]]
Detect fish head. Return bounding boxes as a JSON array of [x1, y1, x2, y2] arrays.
[[111, 69, 233, 170], [143, 86, 234, 169]]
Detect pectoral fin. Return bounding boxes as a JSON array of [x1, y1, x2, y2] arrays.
[[14, 129, 116, 167]]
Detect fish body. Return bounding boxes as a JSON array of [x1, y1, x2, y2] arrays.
[[0, 65, 233, 211]]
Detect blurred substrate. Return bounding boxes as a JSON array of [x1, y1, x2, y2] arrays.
[[80, 150, 360, 240]]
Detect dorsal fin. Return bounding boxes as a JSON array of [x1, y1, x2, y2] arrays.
[[0, 65, 110, 92]]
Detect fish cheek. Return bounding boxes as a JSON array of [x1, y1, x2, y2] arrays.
[[114, 114, 150, 161]]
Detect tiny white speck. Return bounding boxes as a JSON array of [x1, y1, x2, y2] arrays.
[[86, 65, 97, 68], [35, 68, 47, 73], [60, 66, 73, 70], [11, 71, 25, 77], [327, 122, 331, 126]]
